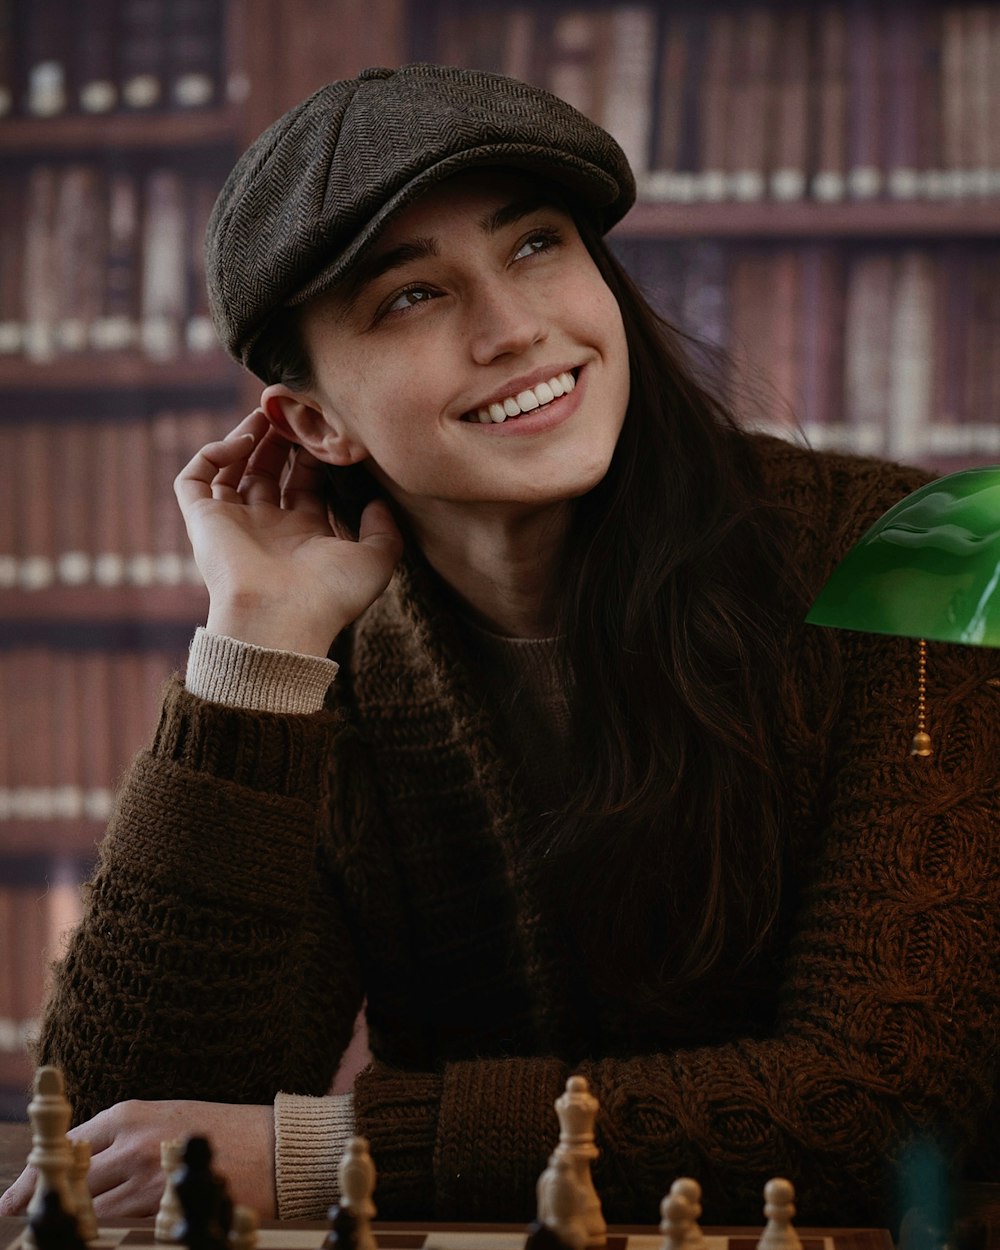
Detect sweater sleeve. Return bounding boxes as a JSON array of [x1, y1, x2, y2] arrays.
[[352, 633, 1000, 1228], [35, 678, 365, 1125]]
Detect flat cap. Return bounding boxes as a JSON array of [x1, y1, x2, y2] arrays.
[[205, 62, 636, 373]]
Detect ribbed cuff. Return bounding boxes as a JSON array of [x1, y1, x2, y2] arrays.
[[274, 1091, 356, 1218], [186, 627, 339, 714]]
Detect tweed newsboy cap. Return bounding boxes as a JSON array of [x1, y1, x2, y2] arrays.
[[205, 62, 636, 372]]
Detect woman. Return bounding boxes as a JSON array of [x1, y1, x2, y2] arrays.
[[3, 63, 998, 1230]]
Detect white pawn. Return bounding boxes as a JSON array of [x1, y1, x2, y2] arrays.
[[660, 1191, 696, 1250], [338, 1136, 377, 1250], [756, 1178, 803, 1250], [554, 1075, 606, 1246], [668, 1178, 705, 1250], [155, 1140, 183, 1243], [24, 1067, 75, 1250], [229, 1204, 259, 1250], [69, 1141, 98, 1242], [537, 1152, 588, 1250]]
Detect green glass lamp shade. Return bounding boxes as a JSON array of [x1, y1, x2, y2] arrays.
[[806, 466, 1000, 647]]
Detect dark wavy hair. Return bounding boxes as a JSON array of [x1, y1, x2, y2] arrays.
[[251, 204, 810, 1025]]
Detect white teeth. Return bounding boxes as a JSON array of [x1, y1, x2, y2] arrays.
[[516, 389, 540, 412], [468, 370, 577, 423]]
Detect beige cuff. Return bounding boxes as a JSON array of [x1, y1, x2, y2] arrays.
[[273, 1091, 356, 1219], [185, 627, 339, 714]]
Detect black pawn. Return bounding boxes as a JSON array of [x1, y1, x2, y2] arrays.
[[29, 1188, 86, 1250], [524, 1221, 574, 1250], [173, 1136, 233, 1250], [322, 1202, 358, 1250]]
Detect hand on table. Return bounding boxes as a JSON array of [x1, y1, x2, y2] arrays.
[[176, 408, 403, 657], [0, 1100, 276, 1219]]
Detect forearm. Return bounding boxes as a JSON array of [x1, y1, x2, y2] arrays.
[[37, 679, 363, 1121]]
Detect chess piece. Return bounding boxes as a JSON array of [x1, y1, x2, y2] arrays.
[[338, 1137, 377, 1250], [29, 1187, 87, 1250], [660, 1191, 696, 1250], [322, 1203, 358, 1250], [756, 1178, 803, 1250], [157, 1141, 184, 1243], [554, 1075, 606, 1246], [536, 1153, 587, 1250], [668, 1178, 705, 1249], [25, 1067, 76, 1250], [173, 1136, 233, 1250], [68, 1141, 98, 1242], [229, 1205, 259, 1250]]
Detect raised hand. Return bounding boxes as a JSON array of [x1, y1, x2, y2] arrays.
[[175, 409, 403, 657]]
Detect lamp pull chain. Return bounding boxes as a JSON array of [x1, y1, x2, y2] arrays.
[[911, 638, 932, 757]]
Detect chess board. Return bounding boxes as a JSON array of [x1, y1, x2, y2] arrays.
[[0, 1219, 895, 1250]]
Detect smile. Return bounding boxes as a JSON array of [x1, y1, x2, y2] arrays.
[[463, 370, 577, 424]]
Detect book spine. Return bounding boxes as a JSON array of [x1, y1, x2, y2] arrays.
[[697, 7, 735, 201], [91, 418, 126, 588], [14, 424, 57, 591], [0, 0, 13, 118], [76, 0, 118, 114], [22, 165, 60, 363], [163, 0, 224, 109], [119, 417, 157, 588], [54, 419, 94, 587], [887, 249, 935, 463], [845, 0, 884, 200], [964, 5, 993, 198], [53, 165, 106, 355], [91, 169, 140, 352], [601, 6, 657, 178], [546, 9, 601, 119], [501, 6, 536, 85], [140, 167, 187, 359], [726, 6, 774, 202], [798, 243, 847, 443], [940, 5, 966, 198], [77, 650, 114, 820], [843, 249, 895, 453], [18, 0, 70, 117], [769, 6, 810, 202], [185, 173, 220, 353], [884, 4, 920, 200], [810, 4, 848, 202], [118, 0, 166, 110], [644, 8, 689, 201], [0, 170, 24, 356]]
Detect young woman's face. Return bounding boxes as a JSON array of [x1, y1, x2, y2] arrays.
[[299, 170, 631, 522]]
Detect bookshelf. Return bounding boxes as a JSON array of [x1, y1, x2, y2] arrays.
[[1, 0, 999, 1117]]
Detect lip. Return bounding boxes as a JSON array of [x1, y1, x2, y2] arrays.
[[461, 365, 585, 436]]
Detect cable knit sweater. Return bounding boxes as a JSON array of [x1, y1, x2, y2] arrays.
[[35, 435, 1000, 1229]]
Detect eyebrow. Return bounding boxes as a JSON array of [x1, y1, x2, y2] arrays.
[[338, 193, 561, 312]]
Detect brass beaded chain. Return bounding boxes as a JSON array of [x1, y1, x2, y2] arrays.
[[911, 638, 932, 757]]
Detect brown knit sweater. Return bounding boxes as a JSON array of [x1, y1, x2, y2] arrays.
[[36, 436, 1000, 1229]]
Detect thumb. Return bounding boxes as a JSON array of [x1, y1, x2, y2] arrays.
[[358, 499, 404, 565]]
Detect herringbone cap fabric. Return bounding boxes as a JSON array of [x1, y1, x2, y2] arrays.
[[205, 63, 636, 372]]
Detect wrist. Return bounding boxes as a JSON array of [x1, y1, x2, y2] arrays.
[[205, 596, 347, 658]]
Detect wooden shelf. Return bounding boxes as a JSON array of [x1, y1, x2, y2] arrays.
[[0, 585, 209, 625], [0, 106, 241, 153], [618, 198, 1000, 239], [0, 351, 243, 392]]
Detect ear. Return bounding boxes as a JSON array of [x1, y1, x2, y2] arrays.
[[259, 383, 368, 467]]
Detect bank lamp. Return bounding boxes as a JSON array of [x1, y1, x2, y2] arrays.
[[805, 465, 1000, 757]]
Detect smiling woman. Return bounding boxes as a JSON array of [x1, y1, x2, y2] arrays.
[[4, 62, 998, 1239]]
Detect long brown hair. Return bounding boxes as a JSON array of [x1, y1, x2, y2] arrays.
[[251, 206, 809, 1021]]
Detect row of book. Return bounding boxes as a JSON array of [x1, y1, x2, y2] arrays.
[[2, 407, 227, 592], [0, 645, 181, 823], [0, 856, 89, 1057], [612, 237, 1000, 466], [0, 162, 229, 363], [0, 0, 235, 120], [421, 1, 1000, 203]]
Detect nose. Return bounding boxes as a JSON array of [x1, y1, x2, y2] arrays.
[[466, 275, 546, 364]]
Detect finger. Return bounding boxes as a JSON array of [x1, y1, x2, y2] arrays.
[[358, 498, 405, 562], [0, 1165, 36, 1215], [236, 425, 299, 506], [175, 424, 262, 508], [280, 445, 330, 517]]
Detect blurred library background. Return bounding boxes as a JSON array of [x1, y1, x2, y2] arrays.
[[1, 0, 999, 1116]]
